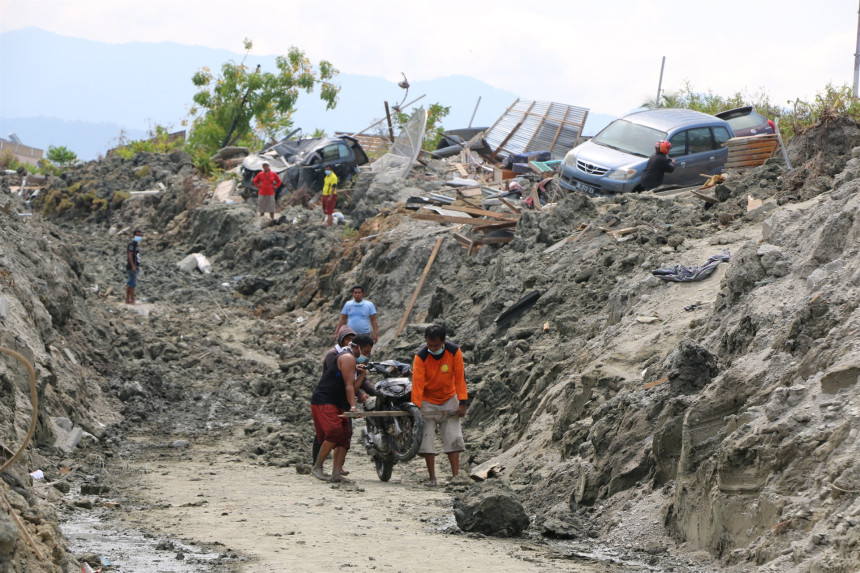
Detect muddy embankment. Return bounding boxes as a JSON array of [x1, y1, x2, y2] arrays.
[[0, 118, 859, 572]]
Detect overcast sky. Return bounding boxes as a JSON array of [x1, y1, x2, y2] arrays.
[[2, 0, 858, 117]]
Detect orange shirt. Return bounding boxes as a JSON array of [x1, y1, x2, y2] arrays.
[[411, 342, 467, 408]]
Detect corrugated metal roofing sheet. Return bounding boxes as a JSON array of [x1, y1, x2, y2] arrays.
[[484, 99, 589, 160]]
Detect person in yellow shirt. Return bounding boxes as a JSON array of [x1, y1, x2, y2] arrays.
[[411, 324, 468, 486], [321, 168, 338, 227]]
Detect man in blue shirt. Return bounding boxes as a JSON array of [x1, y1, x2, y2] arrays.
[[333, 285, 379, 343]]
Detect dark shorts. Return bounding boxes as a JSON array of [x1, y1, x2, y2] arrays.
[[126, 269, 138, 288], [322, 194, 337, 215], [311, 404, 351, 449]]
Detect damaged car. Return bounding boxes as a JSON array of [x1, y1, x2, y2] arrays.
[[241, 129, 369, 195], [558, 108, 734, 196]]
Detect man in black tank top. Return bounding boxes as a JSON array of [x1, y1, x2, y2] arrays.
[[310, 333, 373, 482]]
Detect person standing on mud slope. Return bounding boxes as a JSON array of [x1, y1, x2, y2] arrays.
[[311, 333, 374, 482], [411, 324, 468, 486], [125, 229, 143, 305], [334, 285, 379, 344], [321, 167, 338, 227], [253, 162, 281, 220], [641, 140, 676, 191]]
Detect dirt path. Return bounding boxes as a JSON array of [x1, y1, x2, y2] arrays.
[[115, 441, 623, 573]]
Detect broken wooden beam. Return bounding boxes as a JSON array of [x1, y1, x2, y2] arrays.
[[691, 189, 719, 204], [542, 223, 592, 254], [642, 376, 669, 390], [395, 236, 444, 336], [497, 196, 521, 215], [339, 410, 410, 418], [440, 205, 518, 221]]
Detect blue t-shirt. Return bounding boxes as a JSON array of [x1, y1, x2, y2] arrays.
[[340, 300, 377, 334]]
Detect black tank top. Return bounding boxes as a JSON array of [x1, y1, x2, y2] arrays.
[[311, 348, 353, 409]]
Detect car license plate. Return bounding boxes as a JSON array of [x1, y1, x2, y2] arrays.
[[573, 180, 598, 195]]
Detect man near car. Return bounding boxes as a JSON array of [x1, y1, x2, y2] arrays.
[[125, 229, 143, 305], [412, 324, 468, 486], [641, 140, 676, 191], [321, 168, 338, 227], [334, 285, 379, 344], [253, 162, 281, 220], [311, 333, 373, 483]]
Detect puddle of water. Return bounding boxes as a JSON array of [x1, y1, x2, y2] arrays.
[[61, 509, 231, 572]]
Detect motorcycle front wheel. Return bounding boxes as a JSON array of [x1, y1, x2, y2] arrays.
[[375, 455, 394, 482], [391, 404, 424, 462]]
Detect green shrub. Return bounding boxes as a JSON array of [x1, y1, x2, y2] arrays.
[[112, 190, 131, 206], [0, 149, 15, 170], [134, 165, 152, 179]]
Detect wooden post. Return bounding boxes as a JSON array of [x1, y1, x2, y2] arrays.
[[384, 101, 395, 142], [396, 237, 444, 336]]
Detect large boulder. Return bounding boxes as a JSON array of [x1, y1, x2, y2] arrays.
[[453, 480, 530, 537]]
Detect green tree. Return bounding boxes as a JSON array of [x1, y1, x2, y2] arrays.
[[45, 145, 78, 168], [185, 39, 340, 159]]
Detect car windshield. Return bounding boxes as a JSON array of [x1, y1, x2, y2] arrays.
[[592, 120, 667, 158]]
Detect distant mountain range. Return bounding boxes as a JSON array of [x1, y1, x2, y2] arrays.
[[0, 28, 615, 161]]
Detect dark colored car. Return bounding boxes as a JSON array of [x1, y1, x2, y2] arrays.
[[715, 106, 775, 138], [241, 130, 369, 195]]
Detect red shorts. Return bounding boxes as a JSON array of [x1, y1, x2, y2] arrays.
[[311, 404, 350, 449], [322, 193, 337, 215]]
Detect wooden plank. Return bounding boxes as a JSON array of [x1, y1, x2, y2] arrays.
[[529, 185, 542, 211], [726, 134, 778, 143], [455, 162, 469, 177], [727, 137, 778, 145], [727, 154, 777, 164], [728, 147, 779, 157], [691, 189, 719, 204], [642, 376, 669, 390], [395, 236, 445, 336], [457, 187, 483, 198], [452, 233, 473, 247], [727, 143, 779, 154], [542, 223, 591, 254], [497, 196, 521, 215], [441, 205, 518, 221], [474, 220, 518, 231], [412, 212, 479, 225], [339, 410, 410, 418]]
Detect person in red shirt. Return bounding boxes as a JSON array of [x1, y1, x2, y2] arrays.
[[411, 324, 468, 486], [252, 162, 281, 220]]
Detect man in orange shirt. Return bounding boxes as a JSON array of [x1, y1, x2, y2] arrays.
[[411, 324, 468, 486]]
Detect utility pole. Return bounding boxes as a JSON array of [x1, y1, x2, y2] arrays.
[[656, 56, 666, 108], [854, 0, 860, 98]]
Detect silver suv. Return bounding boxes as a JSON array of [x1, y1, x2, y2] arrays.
[[558, 109, 734, 195]]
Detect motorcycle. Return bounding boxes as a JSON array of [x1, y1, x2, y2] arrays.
[[359, 360, 424, 481]]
